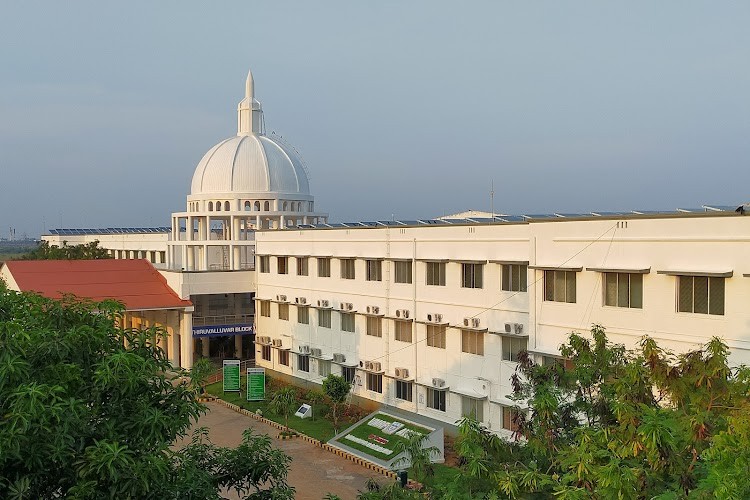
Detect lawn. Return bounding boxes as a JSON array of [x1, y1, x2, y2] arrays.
[[331, 412, 431, 461]]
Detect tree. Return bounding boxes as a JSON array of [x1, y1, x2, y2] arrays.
[[392, 431, 440, 486], [190, 357, 215, 394], [306, 388, 324, 421], [322, 374, 351, 433], [269, 387, 298, 432], [20, 240, 112, 260], [0, 284, 294, 499]]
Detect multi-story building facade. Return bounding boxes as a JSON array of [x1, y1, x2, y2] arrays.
[[254, 209, 750, 434]]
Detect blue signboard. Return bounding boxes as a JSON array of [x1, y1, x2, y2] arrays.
[[192, 324, 254, 338]]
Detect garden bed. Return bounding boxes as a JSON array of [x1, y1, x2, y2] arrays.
[[330, 412, 433, 462]]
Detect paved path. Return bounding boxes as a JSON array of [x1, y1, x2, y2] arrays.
[[182, 402, 384, 499]]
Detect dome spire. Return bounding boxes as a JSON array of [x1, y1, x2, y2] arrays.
[[237, 69, 263, 135]]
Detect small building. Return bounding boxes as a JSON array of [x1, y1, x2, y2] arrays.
[[0, 259, 194, 368]]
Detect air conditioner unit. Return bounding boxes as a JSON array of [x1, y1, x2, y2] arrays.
[[396, 309, 410, 319], [426, 313, 443, 323], [504, 322, 513, 333], [339, 302, 354, 311], [364, 361, 373, 371], [333, 353, 346, 363], [371, 361, 381, 372], [295, 297, 307, 305], [514, 323, 524, 335], [272, 339, 282, 347], [366, 305, 380, 315], [299, 345, 310, 355], [258, 336, 270, 345], [276, 294, 287, 302], [317, 299, 330, 308], [432, 377, 446, 388], [463, 317, 480, 328], [395, 367, 409, 379], [310, 348, 322, 357]]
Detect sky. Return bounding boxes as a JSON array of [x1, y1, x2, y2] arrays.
[[1, 2, 749, 238]]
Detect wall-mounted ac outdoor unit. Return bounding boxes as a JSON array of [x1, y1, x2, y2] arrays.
[[395, 367, 410, 379], [371, 361, 381, 372], [310, 348, 322, 357], [257, 336, 271, 345], [504, 322, 513, 333], [340, 302, 354, 311], [272, 339, 282, 347], [396, 309, 410, 319], [295, 297, 307, 305], [432, 377, 446, 388], [276, 294, 287, 302], [463, 317, 480, 328], [514, 323, 524, 335], [299, 345, 311, 355], [364, 361, 373, 371], [317, 299, 330, 308], [426, 313, 443, 323], [366, 305, 380, 315], [333, 353, 346, 363]]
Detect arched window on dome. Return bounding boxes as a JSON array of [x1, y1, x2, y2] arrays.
[[297, 202, 303, 212], [282, 202, 288, 211], [244, 201, 251, 211], [208, 202, 213, 212], [264, 201, 270, 211], [309, 201, 314, 212], [224, 201, 230, 211], [254, 201, 260, 211]]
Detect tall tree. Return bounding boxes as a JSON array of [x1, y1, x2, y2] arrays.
[[322, 374, 351, 433], [269, 387, 298, 432], [0, 283, 294, 499], [20, 240, 112, 260]]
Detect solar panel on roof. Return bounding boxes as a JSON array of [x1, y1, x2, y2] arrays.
[[522, 214, 559, 219], [398, 220, 422, 226], [496, 215, 525, 222], [554, 213, 587, 218], [703, 205, 737, 212], [376, 220, 400, 226], [326, 223, 346, 228], [467, 218, 495, 223], [676, 208, 707, 213]]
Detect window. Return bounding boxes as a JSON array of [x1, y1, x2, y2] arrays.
[[318, 257, 331, 277], [261, 345, 271, 361], [366, 260, 382, 281], [278, 303, 289, 321], [297, 307, 309, 324], [341, 312, 355, 332], [297, 257, 309, 276], [264, 201, 270, 211], [318, 309, 332, 328], [297, 355, 310, 372], [678, 275, 725, 315], [340, 258, 356, 279], [366, 316, 382, 337], [394, 260, 412, 284], [425, 262, 446, 286], [501, 406, 521, 432], [502, 264, 527, 292], [461, 397, 484, 421], [318, 360, 331, 377], [342, 366, 356, 384], [395, 380, 413, 402], [544, 270, 576, 303], [461, 329, 484, 355], [279, 350, 289, 366], [394, 320, 412, 342], [259, 300, 271, 317], [542, 355, 574, 371], [427, 388, 446, 412], [277, 257, 288, 274], [367, 373, 383, 393], [461, 263, 484, 289], [604, 272, 643, 308], [502, 336, 528, 362], [426, 325, 446, 349], [259, 256, 270, 273]]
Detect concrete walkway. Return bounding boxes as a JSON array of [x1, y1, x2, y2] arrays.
[[182, 401, 385, 499]]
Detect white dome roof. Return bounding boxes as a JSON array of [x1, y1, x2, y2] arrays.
[[190, 134, 310, 196]]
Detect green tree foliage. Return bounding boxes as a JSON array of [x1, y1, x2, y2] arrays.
[[190, 357, 215, 394], [356, 478, 424, 500], [474, 324, 750, 499], [269, 387, 298, 432], [20, 240, 112, 260], [0, 287, 294, 499], [306, 389, 325, 421], [392, 432, 440, 485], [322, 374, 351, 433]]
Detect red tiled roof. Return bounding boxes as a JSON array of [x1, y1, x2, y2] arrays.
[[3, 259, 191, 310]]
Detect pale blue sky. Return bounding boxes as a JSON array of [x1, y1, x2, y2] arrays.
[[1, 2, 749, 236]]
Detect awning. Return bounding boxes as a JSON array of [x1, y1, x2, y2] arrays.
[[452, 323, 488, 332], [416, 379, 450, 390], [657, 269, 733, 278], [458, 259, 488, 265], [587, 266, 650, 274], [490, 395, 529, 409], [488, 259, 529, 265], [528, 264, 583, 272], [415, 258, 449, 263], [452, 386, 489, 399]]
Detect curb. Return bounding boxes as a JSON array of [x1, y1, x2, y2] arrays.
[[208, 397, 423, 490]]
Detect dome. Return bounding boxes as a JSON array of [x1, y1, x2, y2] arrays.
[[190, 134, 310, 196], [189, 70, 311, 197]]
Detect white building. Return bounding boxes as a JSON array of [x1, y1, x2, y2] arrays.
[[253, 209, 750, 434]]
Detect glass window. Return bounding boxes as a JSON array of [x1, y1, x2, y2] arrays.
[[426, 325, 446, 349], [604, 272, 643, 308], [367, 373, 383, 393], [342, 366, 356, 384], [340, 258, 356, 279], [261, 345, 271, 361], [502, 336, 528, 362], [394, 260, 413, 284], [318, 309, 332, 328], [461, 329, 484, 355], [366, 260, 382, 281], [341, 312, 355, 332], [461, 263, 484, 289], [278, 303, 289, 321], [259, 300, 271, 317], [394, 320, 412, 342], [427, 388, 446, 412], [297, 257, 309, 276], [502, 264, 528, 292], [297, 307, 309, 324], [501, 406, 520, 431], [277, 257, 288, 274], [279, 350, 289, 366], [259, 255, 270, 273], [366, 316, 382, 337], [318, 359, 331, 377], [395, 380, 413, 402], [461, 397, 484, 421], [317, 257, 331, 277], [297, 355, 310, 372], [544, 270, 576, 303], [425, 262, 446, 286], [678, 276, 724, 315]]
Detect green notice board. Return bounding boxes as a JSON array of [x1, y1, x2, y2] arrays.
[[247, 367, 265, 401], [223, 360, 241, 393]]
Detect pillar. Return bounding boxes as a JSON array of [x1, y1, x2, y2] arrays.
[[235, 335, 243, 359], [167, 310, 180, 367], [202, 338, 210, 357], [179, 310, 194, 370]]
